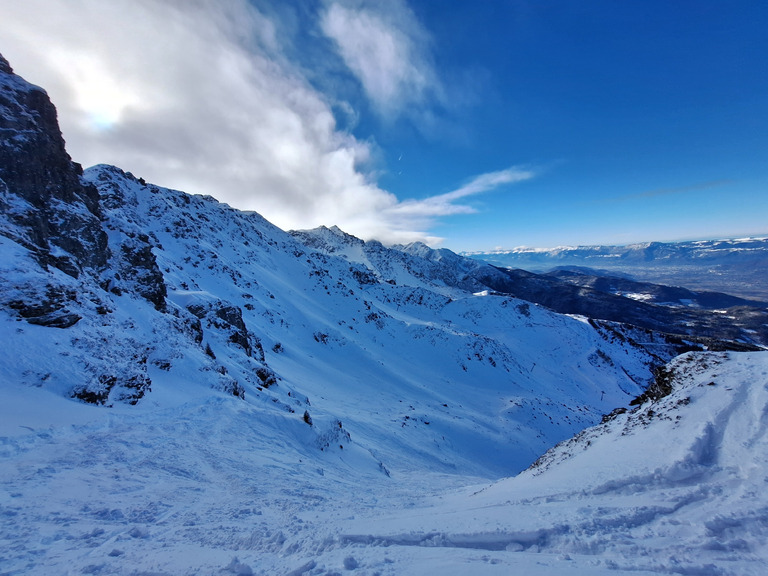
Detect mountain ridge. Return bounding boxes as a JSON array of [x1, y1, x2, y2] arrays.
[[293, 225, 768, 349], [466, 237, 768, 300], [2, 54, 671, 476]]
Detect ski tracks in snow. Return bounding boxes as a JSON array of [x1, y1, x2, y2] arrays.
[[2, 352, 768, 575], [320, 352, 768, 576]]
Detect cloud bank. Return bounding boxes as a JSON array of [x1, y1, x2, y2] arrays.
[[0, 0, 529, 245]]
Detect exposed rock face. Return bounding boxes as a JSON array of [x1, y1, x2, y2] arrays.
[[187, 300, 266, 362], [0, 53, 158, 403], [91, 165, 167, 310], [0, 53, 108, 276], [7, 284, 81, 328], [117, 236, 167, 310], [71, 363, 152, 406]]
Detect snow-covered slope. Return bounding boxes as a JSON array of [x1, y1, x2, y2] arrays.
[[2, 347, 765, 575], [3, 53, 767, 575], [4, 162, 664, 476], [333, 350, 768, 575], [296, 226, 768, 348], [0, 46, 672, 478], [290, 225, 496, 295]]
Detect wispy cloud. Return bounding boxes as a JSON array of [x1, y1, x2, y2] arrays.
[[436, 167, 536, 203], [389, 167, 535, 218], [368, 166, 536, 245], [0, 0, 522, 246], [319, 0, 442, 119]]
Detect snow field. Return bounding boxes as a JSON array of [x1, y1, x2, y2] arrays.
[[337, 351, 768, 575]]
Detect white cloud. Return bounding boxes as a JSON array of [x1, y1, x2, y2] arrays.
[[430, 167, 537, 206], [0, 0, 531, 246], [0, 1, 389, 226], [378, 167, 536, 244], [320, 0, 441, 118]]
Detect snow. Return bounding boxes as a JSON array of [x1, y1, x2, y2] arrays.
[[1, 167, 765, 575], [325, 351, 768, 575], [619, 292, 654, 302], [2, 342, 766, 574]]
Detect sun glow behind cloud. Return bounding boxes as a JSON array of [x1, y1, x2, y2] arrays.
[[0, 0, 529, 245], [48, 49, 143, 131]]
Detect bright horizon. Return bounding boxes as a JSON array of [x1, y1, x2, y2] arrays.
[[1, 0, 766, 252]]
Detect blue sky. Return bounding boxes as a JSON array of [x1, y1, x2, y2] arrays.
[[2, 1, 766, 251]]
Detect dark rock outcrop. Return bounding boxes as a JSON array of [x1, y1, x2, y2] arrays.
[[107, 235, 167, 311], [0, 53, 108, 276], [187, 300, 265, 361], [71, 357, 152, 406], [8, 284, 82, 328]]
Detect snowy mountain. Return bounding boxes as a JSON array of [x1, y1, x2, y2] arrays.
[[2, 53, 767, 575], [467, 266, 768, 349], [0, 51, 666, 471], [293, 227, 768, 348], [466, 238, 768, 301]]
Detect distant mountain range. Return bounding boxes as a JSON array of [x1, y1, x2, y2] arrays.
[[465, 237, 768, 300]]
